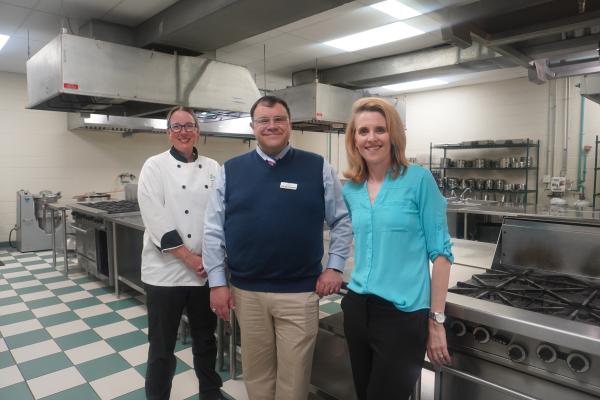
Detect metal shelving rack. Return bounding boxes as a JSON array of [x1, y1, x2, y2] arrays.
[[429, 139, 540, 207], [594, 135, 599, 210]]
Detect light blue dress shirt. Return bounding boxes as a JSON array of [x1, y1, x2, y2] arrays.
[[203, 144, 353, 287], [342, 164, 454, 312]]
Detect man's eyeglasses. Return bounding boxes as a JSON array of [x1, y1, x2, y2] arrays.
[[252, 116, 289, 126], [169, 123, 197, 132]]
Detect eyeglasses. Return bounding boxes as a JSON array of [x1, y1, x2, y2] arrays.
[[169, 122, 197, 132], [252, 116, 289, 126]]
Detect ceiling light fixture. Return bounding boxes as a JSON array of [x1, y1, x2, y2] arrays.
[[382, 78, 448, 92], [371, 0, 422, 20], [0, 34, 10, 51], [324, 21, 423, 51]]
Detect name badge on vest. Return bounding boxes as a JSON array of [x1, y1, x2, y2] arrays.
[[280, 182, 298, 190]]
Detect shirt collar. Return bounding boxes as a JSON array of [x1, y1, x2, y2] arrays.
[[255, 143, 291, 164], [170, 146, 198, 163]]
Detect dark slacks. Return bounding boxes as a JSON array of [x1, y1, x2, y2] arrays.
[[341, 290, 428, 400], [145, 283, 222, 400]]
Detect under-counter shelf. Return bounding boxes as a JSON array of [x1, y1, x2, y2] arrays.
[[432, 142, 539, 150], [431, 167, 538, 171]]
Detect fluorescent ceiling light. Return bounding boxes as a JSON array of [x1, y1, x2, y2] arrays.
[[371, 1, 422, 20], [0, 34, 9, 51], [324, 21, 423, 51], [382, 78, 448, 92]]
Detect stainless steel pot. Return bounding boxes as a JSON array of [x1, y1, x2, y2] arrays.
[[474, 159, 487, 168], [447, 178, 459, 189], [485, 179, 494, 190], [440, 158, 452, 168], [455, 160, 466, 168], [494, 179, 505, 191], [475, 179, 486, 190], [499, 158, 511, 169], [464, 179, 475, 189]]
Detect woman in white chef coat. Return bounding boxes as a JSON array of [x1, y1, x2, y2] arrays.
[[138, 106, 224, 400]]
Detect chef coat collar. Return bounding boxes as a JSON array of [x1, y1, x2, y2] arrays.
[[170, 146, 198, 163]]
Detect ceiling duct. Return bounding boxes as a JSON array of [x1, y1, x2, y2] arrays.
[[27, 34, 261, 118], [273, 82, 358, 133]]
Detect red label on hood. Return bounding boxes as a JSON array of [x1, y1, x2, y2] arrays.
[[64, 83, 79, 90]]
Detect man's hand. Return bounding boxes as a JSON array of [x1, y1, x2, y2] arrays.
[[315, 268, 343, 297], [210, 286, 234, 321]]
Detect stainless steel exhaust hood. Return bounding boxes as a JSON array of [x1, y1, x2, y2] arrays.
[[273, 82, 358, 133], [27, 33, 261, 118], [581, 74, 600, 105]]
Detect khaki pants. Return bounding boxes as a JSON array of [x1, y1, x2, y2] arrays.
[[232, 287, 319, 400]]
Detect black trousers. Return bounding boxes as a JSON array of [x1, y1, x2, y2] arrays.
[[341, 290, 428, 400], [145, 283, 222, 400]]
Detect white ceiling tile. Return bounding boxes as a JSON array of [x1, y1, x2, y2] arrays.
[[103, 0, 179, 27], [355, 32, 442, 59], [0, 3, 30, 35], [277, 2, 364, 33], [14, 10, 63, 42], [241, 29, 286, 45], [0, 35, 45, 73]]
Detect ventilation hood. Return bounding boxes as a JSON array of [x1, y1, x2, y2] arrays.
[[273, 82, 358, 133], [27, 33, 260, 118], [580, 74, 600, 105]]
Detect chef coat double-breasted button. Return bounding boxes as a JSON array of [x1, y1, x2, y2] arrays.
[[204, 185, 208, 189], [185, 210, 189, 214], [177, 164, 181, 168], [187, 234, 191, 238], [198, 164, 202, 169], [182, 185, 186, 189]]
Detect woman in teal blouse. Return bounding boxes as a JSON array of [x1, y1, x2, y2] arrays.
[[341, 97, 453, 400]]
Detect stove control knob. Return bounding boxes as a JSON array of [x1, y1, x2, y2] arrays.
[[473, 327, 490, 344], [536, 344, 557, 363], [450, 321, 466, 337], [508, 344, 527, 363], [567, 353, 590, 373]]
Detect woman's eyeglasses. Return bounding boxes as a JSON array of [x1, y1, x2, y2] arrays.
[[169, 123, 197, 132]]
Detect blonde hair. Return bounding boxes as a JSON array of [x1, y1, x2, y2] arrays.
[[343, 97, 409, 183]]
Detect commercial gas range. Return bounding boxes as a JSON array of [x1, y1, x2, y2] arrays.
[[70, 200, 140, 284], [440, 216, 600, 400]]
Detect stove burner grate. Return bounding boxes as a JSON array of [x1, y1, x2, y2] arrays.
[[78, 200, 140, 214]]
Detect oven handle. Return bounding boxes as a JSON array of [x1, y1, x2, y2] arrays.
[[440, 365, 540, 400], [70, 224, 88, 234]]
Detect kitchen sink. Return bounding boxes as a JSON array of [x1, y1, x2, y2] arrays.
[[448, 199, 498, 207]]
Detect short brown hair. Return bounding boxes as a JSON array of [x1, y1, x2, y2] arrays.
[[343, 97, 409, 183], [250, 95, 291, 119], [166, 106, 199, 129]]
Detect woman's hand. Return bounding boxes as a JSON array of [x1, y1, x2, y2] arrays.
[[169, 246, 207, 278], [426, 319, 452, 367]]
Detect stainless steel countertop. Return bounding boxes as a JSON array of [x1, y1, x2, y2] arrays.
[[447, 203, 600, 220], [104, 214, 145, 231]]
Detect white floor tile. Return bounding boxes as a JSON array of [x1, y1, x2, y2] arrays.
[[27, 366, 86, 398], [37, 251, 53, 256], [0, 303, 29, 315], [27, 263, 54, 271], [0, 338, 7, 352], [46, 319, 90, 338], [0, 256, 14, 261], [79, 281, 105, 290], [11, 339, 61, 363], [141, 328, 149, 335], [34, 271, 63, 279], [20, 289, 54, 302], [0, 365, 24, 389], [31, 303, 70, 318], [0, 289, 18, 299], [93, 320, 137, 339], [222, 379, 249, 400], [58, 290, 92, 303], [0, 278, 7, 285], [90, 368, 145, 399], [116, 305, 147, 320], [74, 304, 113, 319], [65, 340, 115, 364], [170, 368, 199, 400], [3, 270, 31, 279], [0, 318, 42, 337], [45, 280, 76, 290], [16, 257, 41, 263], [11, 280, 43, 290], [119, 342, 149, 367], [97, 292, 130, 304], [175, 347, 194, 368]]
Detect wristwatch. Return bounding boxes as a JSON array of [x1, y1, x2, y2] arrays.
[[429, 311, 446, 324]]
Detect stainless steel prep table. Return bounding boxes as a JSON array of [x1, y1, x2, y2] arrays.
[[47, 202, 72, 275]]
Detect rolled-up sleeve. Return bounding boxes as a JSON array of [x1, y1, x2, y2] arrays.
[[202, 165, 228, 287], [137, 159, 183, 252], [418, 170, 454, 264]]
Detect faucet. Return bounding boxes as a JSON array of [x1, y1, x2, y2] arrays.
[[448, 189, 457, 199], [459, 187, 472, 201]]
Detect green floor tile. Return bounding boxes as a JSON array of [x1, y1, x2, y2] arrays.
[[42, 383, 101, 400], [15, 284, 45, 295], [5, 275, 35, 283], [67, 296, 102, 309], [21, 260, 47, 266], [175, 357, 192, 374], [88, 286, 113, 296], [84, 311, 124, 327], [134, 362, 147, 377], [0, 266, 26, 274], [319, 302, 342, 315], [0, 283, 11, 291], [108, 298, 143, 311], [76, 353, 131, 381], [51, 285, 83, 296], [38, 311, 79, 327], [0, 349, 15, 369], [128, 315, 148, 330], [72, 276, 96, 284], [0, 295, 21, 306], [25, 296, 62, 309], [3, 328, 51, 349], [174, 340, 192, 352], [38, 275, 67, 284], [0, 382, 34, 400], [55, 329, 102, 351], [114, 387, 146, 400], [106, 331, 148, 352], [0, 310, 34, 325], [17, 352, 73, 380]]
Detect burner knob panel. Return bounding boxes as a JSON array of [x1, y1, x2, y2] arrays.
[[567, 353, 590, 373], [536, 344, 557, 363], [473, 327, 490, 344], [450, 321, 466, 337], [508, 344, 527, 363]]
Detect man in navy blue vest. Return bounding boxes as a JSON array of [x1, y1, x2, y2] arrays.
[[203, 95, 352, 400]]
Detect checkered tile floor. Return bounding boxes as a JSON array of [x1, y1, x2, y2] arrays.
[[0, 247, 343, 400]]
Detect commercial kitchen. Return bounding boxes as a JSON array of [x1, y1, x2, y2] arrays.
[[1, 1, 600, 399]]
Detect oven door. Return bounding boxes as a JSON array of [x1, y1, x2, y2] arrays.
[[436, 353, 599, 400]]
